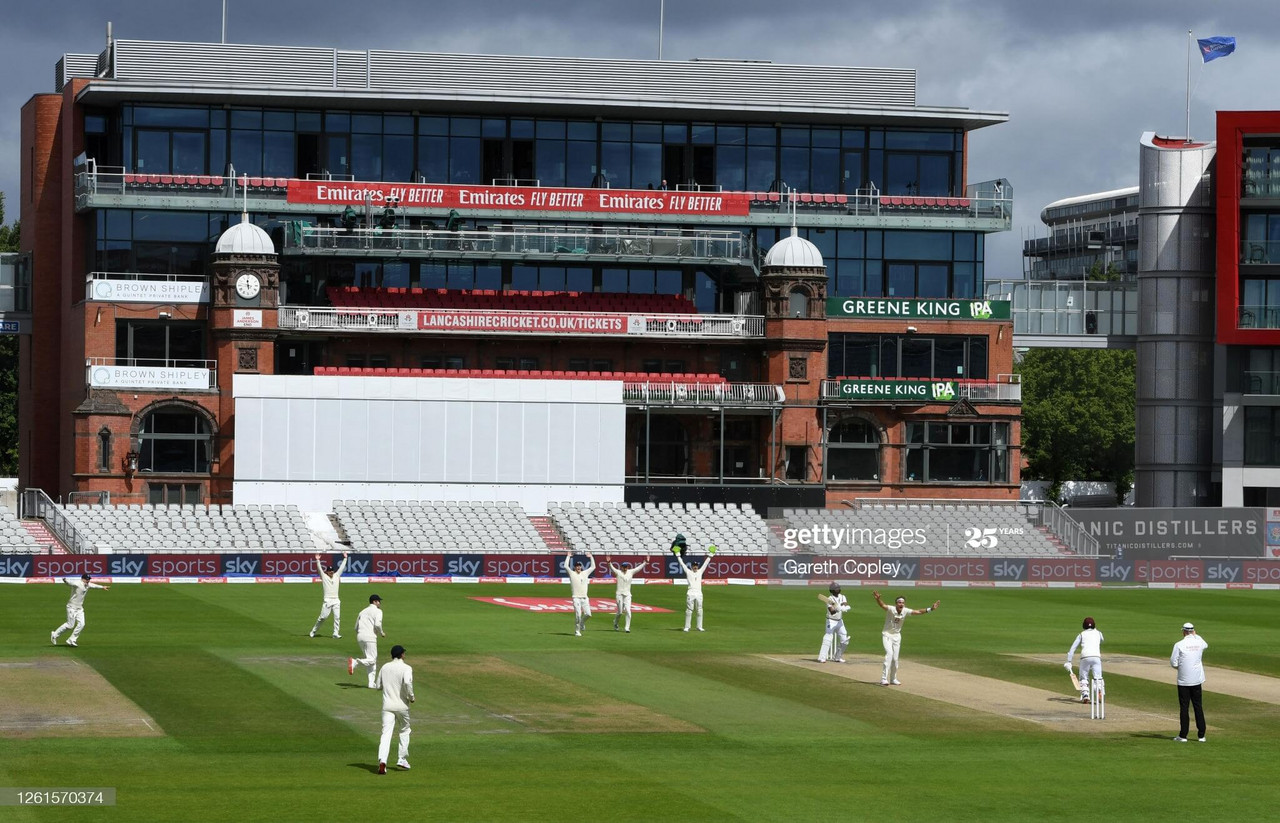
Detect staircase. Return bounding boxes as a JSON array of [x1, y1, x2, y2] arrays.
[[529, 515, 571, 553], [766, 519, 792, 553], [1036, 525, 1075, 555], [22, 519, 67, 554]]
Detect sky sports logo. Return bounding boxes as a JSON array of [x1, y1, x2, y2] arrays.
[[783, 524, 928, 551]]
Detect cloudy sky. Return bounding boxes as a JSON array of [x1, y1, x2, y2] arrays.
[[0, 0, 1271, 274]]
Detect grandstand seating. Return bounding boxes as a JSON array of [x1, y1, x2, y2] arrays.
[[56, 503, 316, 553], [332, 500, 547, 554], [0, 507, 43, 552], [548, 501, 772, 555], [314, 366, 727, 384], [327, 287, 697, 314], [780, 503, 1066, 556]]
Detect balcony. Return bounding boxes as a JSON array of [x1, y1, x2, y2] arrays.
[[1240, 242, 1280, 265], [277, 306, 765, 339], [284, 223, 753, 269], [820, 375, 1021, 403], [86, 358, 218, 391], [1238, 305, 1280, 329], [1242, 371, 1280, 394], [624, 381, 785, 407], [86, 272, 209, 303]]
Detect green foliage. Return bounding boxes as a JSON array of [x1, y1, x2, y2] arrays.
[[1085, 260, 1123, 282], [1019, 348, 1135, 503]]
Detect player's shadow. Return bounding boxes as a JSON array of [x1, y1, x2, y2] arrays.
[[1130, 732, 1178, 740], [335, 682, 368, 689], [1047, 696, 1085, 705], [348, 763, 381, 774]]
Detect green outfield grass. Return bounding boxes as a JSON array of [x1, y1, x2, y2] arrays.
[[1, 582, 1277, 822]]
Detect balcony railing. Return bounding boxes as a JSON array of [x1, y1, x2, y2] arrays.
[[277, 306, 765, 338], [1242, 370, 1280, 394], [623, 381, 785, 406], [820, 375, 1022, 403], [285, 223, 751, 264], [1238, 305, 1280, 329], [86, 357, 218, 391], [1240, 242, 1280, 265], [85, 272, 210, 303]]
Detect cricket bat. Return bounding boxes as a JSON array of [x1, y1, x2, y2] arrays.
[[1067, 668, 1081, 691]]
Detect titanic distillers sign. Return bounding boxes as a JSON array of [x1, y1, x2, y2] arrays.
[[1069, 508, 1265, 558]]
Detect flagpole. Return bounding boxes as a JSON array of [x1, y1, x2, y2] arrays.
[[1185, 30, 1192, 141]]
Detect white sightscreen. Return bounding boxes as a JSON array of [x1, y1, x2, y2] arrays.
[[233, 375, 625, 512]]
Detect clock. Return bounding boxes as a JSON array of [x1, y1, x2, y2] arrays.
[[235, 272, 262, 299]]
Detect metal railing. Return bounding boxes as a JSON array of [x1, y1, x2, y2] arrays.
[[20, 488, 94, 555], [985, 278, 1138, 338], [1240, 242, 1280, 265], [848, 497, 1100, 557], [86, 357, 218, 390], [85, 272, 210, 302], [278, 306, 765, 338], [819, 376, 1022, 402], [770, 178, 1011, 225], [1241, 370, 1280, 394], [1238, 305, 1280, 329], [623, 382, 785, 406], [287, 223, 750, 263]]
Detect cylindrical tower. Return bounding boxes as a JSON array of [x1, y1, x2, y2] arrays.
[[1135, 133, 1218, 506]]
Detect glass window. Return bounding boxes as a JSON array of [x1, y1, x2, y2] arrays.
[[601, 142, 631, 188], [633, 122, 661, 143], [781, 127, 809, 147], [834, 259, 864, 297], [567, 141, 596, 187], [918, 264, 949, 298], [511, 266, 538, 290], [324, 112, 350, 132], [656, 269, 681, 294], [418, 116, 448, 136], [262, 132, 293, 177], [449, 137, 480, 183], [747, 126, 776, 145], [630, 269, 656, 294], [384, 114, 413, 135], [886, 131, 955, 151], [884, 231, 953, 260], [888, 263, 915, 297], [566, 268, 593, 292], [691, 123, 715, 144], [919, 154, 952, 196], [134, 107, 208, 128], [539, 267, 566, 291], [601, 122, 630, 141], [420, 263, 447, 289], [900, 338, 931, 377], [138, 408, 211, 474], [446, 263, 474, 290], [663, 123, 686, 144], [695, 271, 716, 313], [383, 135, 413, 181], [136, 131, 170, 173], [383, 262, 410, 289], [747, 146, 775, 190], [509, 119, 534, 139], [450, 117, 480, 137], [171, 132, 206, 175], [935, 337, 966, 377], [969, 337, 988, 380], [842, 128, 866, 148], [633, 143, 661, 189], [717, 125, 746, 146], [231, 130, 263, 176], [827, 417, 880, 481], [474, 265, 502, 290], [780, 147, 809, 191], [568, 121, 596, 140], [352, 133, 382, 181], [417, 135, 448, 182], [536, 139, 566, 186], [602, 268, 628, 293], [352, 113, 381, 133], [811, 147, 839, 193], [536, 120, 566, 139], [716, 146, 745, 191]]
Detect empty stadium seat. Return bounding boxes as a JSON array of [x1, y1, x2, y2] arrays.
[[54, 504, 317, 554], [547, 502, 770, 555], [333, 500, 546, 554]]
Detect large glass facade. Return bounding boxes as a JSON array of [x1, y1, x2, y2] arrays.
[[97, 105, 964, 195], [904, 421, 1009, 483], [828, 333, 988, 380]]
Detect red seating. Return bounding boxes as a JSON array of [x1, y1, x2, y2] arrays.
[[312, 366, 731, 384], [327, 287, 697, 315]]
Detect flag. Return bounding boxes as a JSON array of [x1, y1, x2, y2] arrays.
[[1197, 36, 1237, 63]]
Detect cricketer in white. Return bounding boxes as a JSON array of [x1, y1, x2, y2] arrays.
[[349, 595, 385, 688], [310, 552, 348, 638], [873, 590, 939, 685], [1065, 617, 1104, 703], [677, 547, 714, 632], [375, 645, 415, 774], [818, 582, 851, 663], [51, 574, 109, 647], [608, 559, 649, 632], [565, 553, 595, 636]]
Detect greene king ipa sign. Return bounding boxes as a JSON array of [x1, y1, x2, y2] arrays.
[[836, 379, 957, 402], [826, 297, 1011, 321]]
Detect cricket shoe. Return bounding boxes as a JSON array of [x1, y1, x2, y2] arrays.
[[67, 640, 78, 647], [881, 680, 889, 686], [682, 628, 689, 632], [347, 658, 356, 675], [309, 630, 316, 638], [334, 634, 342, 639], [891, 679, 901, 685], [397, 760, 411, 770], [1173, 737, 1188, 743], [1198, 737, 1206, 743], [834, 658, 846, 663], [377, 762, 387, 775], [574, 630, 581, 637], [50, 632, 58, 645]]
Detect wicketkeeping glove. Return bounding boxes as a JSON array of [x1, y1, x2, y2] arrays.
[[708, 544, 717, 555]]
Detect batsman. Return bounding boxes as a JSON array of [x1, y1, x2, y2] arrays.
[[817, 583, 850, 663], [1065, 616, 1104, 703]]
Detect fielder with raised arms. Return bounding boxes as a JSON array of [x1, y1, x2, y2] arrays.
[[873, 591, 939, 685], [608, 558, 649, 632], [50, 573, 110, 647], [564, 553, 595, 636], [817, 582, 850, 663], [309, 551, 348, 638], [1065, 616, 1104, 703], [676, 545, 714, 632]]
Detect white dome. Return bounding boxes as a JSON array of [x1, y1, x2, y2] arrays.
[[215, 218, 275, 255], [763, 228, 824, 269]]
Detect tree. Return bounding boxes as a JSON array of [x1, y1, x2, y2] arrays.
[[1085, 260, 1123, 282], [1018, 348, 1135, 504], [0, 193, 20, 476]]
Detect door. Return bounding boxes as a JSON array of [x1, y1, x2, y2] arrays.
[[842, 150, 864, 194], [296, 134, 322, 178], [325, 135, 350, 177], [663, 144, 687, 187]]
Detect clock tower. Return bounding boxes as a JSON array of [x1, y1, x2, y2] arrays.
[[209, 215, 281, 496]]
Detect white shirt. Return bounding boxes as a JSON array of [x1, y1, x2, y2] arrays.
[[882, 606, 911, 635], [317, 557, 347, 602], [610, 564, 644, 597], [1171, 633, 1209, 686], [825, 594, 850, 622], [355, 604, 384, 642], [376, 658, 415, 712], [1067, 628, 1104, 662], [64, 578, 104, 610], [677, 556, 708, 596], [564, 555, 595, 599]]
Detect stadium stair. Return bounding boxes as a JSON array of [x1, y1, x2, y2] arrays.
[[528, 515, 570, 553], [21, 519, 66, 554]]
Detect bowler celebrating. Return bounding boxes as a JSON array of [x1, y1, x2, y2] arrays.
[[873, 591, 939, 685], [348, 594, 385, 688], [677, 545, 714, 632], [564, 553, 596, 636], [50, 573, 110, 647], [310, 552, 349, 638], [608, 559, 649, 632]]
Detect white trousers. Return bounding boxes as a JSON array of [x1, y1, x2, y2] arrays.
[[378, 709, 411, 765], [819, 618, 849, 662], [1078, 656, 1102, 696], [573, 597, 592, 632], [356, 639, 378, 686], [54, 606, 86, 642], [881, 632, 902, 682], [313, 600, 341, 636], [684, 593, 703, 630], [614, 594, 632, 630]]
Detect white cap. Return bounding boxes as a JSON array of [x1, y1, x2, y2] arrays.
[[1182, 622, 1195, 631]]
